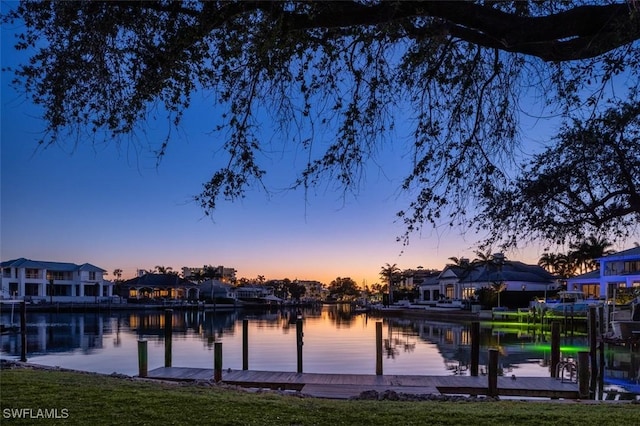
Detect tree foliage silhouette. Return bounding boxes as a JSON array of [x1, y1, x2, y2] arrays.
[[3, 1, 639, 248]]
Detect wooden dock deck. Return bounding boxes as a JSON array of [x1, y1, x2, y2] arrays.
[[146, 367, 581, 400]]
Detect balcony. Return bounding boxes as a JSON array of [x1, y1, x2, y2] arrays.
[[25, 272, 42, 279]]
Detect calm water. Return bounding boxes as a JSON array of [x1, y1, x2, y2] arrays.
[[1, 305, 638, 393]]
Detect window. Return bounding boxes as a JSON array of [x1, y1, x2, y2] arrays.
[[2, 268, 11, 278], [89, 271, 96, 281], [445, 284, 454, 299], [582, 284, 599, 298], [607, 282, 626, 298], [9, 282, 18, 296], [52, 285, 70, 296], [624, 261, 640, 274], [25, 283, 39, 296], [84, 285, 98, 297]]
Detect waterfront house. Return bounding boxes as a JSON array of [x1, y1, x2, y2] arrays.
[[199, 279, 237, 302], [1, 258, 111, 303], [568, 246, 640, 299], [120, 273, 199, 302], [234, 285, 278, 303], [417, 256, 558, 308]]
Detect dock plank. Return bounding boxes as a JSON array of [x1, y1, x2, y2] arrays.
[[145, 367, 580, 399]]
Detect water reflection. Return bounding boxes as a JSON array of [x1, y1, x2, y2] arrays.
[[1, 306, 637, 393]]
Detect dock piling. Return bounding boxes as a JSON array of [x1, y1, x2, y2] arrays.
[[578, 351, 590, 399], [214, 342, 222, 382], [243, 319, 248, 370], [20, 301, 27, 362], [588, 306, 598, 397], [376, 322, 383, 375], [296, 318, 303, 373], [164, 309, 172, 368], [550, 322, 560, 378], [138, 340, 148, 377], [470, 321, 479, 377], [488, 349, 498, 397]]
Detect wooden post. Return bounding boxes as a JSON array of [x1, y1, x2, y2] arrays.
[[242, 319, 249, 371], [598, 305, 605, 334], [164, 309, 173, 368], [598, 340, 605, 400], [375, 322, 383, 376], [137, 340, 148, 377], [470, 321, 479, 377], [570, 305, 574, 336], [488, 349, 499, 397], [214, 342, 222, 382], [20, 301, 27, 362], [578, 351, 590, 399], [296, 318, 303, 373], [588, 306, 598, 397], [550, 322, 560, 378]]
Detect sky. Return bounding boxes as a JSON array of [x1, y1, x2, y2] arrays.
[[0, 7, 632, 286]]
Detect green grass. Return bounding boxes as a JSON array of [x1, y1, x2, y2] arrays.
[[1, 369, 638, 425]]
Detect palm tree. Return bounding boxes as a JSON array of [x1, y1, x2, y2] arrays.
[[490, 281, 507, 308], [112, 268, 123, 282], [474, 251, 509, 306], [380, 263, 401, 305], [538, 252, 558, 273], [569, 236, 615, 273], [190, 270, 205, 283], [583, 236, 615, 270], [538, 252, 570, 275], [473, 250, 494, 266], [155, 265, 173, 274]]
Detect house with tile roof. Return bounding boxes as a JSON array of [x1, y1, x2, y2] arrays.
[[1, 258, 112, 303], [568, 246, 640, 299], [120, 273, 200, 301], [417, 255, 559, 308]]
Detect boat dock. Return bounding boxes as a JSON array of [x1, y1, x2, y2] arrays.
[[145, 367, 581, 400]]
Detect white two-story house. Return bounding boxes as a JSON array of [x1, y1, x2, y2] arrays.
[[1, 258, 112, 303]]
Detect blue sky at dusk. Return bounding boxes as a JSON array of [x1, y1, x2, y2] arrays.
[[4, 7, 629, 286]]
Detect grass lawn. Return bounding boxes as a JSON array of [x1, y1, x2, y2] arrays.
[[1, 369, 638, 425]]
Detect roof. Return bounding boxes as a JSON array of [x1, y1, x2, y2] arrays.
[[474, 261, 556, 283], [567, 270, 601, 283], [598, 246, 640, 260], [199, 279, 233, 294], [0, 258, 106, 272], [122, 273, 197, 288], [453, 261, 556, 284]]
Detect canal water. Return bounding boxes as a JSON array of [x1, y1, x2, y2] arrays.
[[1, 304, 638, 393]]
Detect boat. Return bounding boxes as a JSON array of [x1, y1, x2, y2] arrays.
[[434, 299, 465, 309], [610, 297, 640, 340], [535, 290, 603, 314], [611, 320, 640, 340]]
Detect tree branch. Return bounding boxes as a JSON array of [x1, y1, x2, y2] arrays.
[[263, 1, 640, 61]]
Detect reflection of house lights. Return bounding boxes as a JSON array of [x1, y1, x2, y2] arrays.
[[521, 284, 526, 291]]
